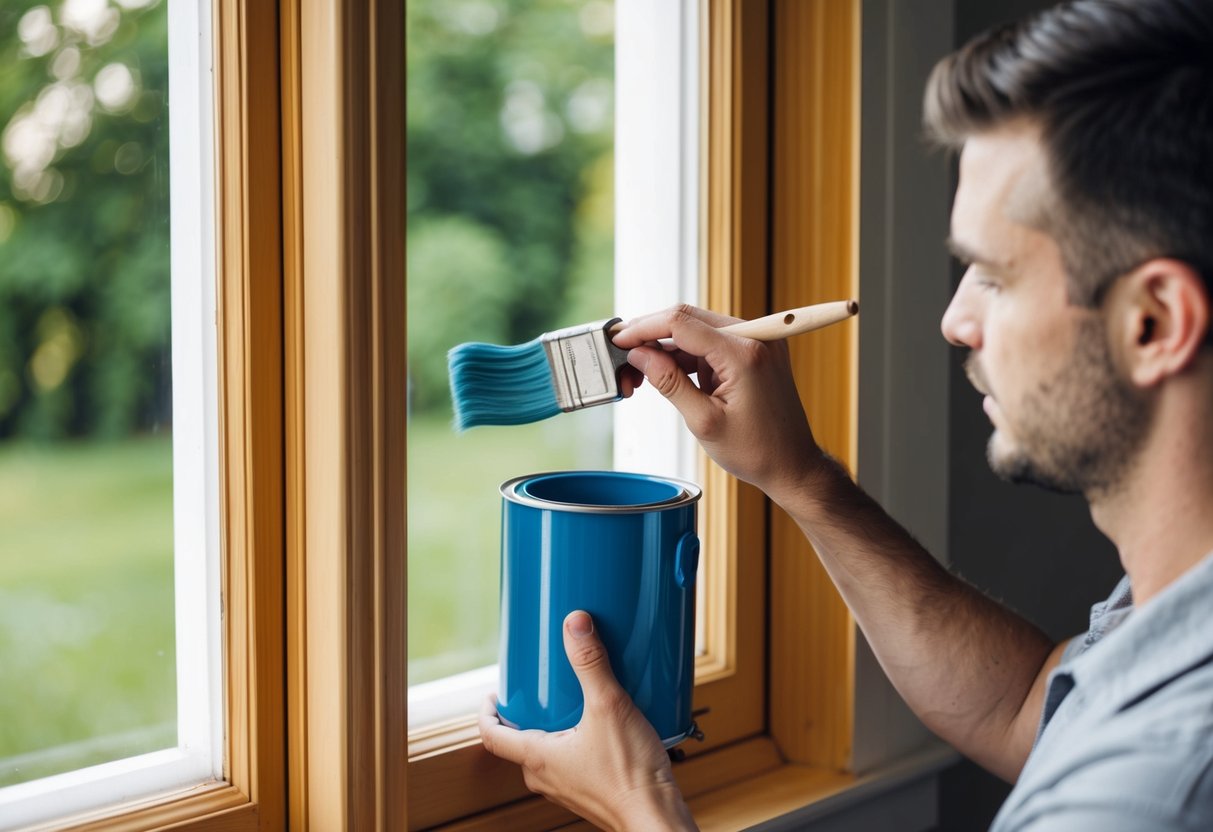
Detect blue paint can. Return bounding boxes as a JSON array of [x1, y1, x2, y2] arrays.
[[498, 470, 702, 747]]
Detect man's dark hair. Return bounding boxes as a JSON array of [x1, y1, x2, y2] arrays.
[[924, 0, 1213, 307]]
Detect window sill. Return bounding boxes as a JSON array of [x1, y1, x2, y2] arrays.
[[433, 738, 959, 831], [687, 741, 959, 832]]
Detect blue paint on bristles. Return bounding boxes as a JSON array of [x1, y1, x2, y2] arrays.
[[447, 339, 561, 431]]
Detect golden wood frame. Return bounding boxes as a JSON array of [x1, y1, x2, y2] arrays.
[[407, 0, 862, 828], [46, 1, 287, 828], [39, 0, 859, 827], [283, 0, 408, 829]]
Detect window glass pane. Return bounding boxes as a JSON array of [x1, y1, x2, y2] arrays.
[[0, 0, 174, 786], [406, 0, 616, 686]]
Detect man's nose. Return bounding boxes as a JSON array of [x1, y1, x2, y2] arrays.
[[940, 269, 982, 349]]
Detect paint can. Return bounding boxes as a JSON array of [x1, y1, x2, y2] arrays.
[[498, 470, 701, 747]]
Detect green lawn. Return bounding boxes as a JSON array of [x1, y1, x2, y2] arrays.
[[0, 438, 177, 787], [407, 408, 612, 684], [0, 413, 614, 787]]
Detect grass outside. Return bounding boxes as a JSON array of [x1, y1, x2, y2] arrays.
[[407, 408, 612, 684], [0, 438, 177, 787], [0, 413, 614, 787]]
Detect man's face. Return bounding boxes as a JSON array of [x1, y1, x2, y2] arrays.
[[940, 124, 1148, 497]]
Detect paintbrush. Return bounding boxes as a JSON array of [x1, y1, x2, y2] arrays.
[[447, 299, 858, 431]]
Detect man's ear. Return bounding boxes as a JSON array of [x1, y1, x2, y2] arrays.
[[1111, 258, 1210, 388]]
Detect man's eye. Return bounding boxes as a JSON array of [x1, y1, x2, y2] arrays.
[[972, 272, 1001, 292]]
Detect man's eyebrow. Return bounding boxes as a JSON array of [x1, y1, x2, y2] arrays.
[[945, 236, 1007, 269]]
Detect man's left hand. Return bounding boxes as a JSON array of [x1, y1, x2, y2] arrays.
[[478, 610, 698, 831]]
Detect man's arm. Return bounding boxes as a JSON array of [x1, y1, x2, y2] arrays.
[[777, 454, 1064, 780], [614, 305, 1059, 781]]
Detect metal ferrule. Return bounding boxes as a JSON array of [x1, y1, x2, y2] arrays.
[[540, 317, 629, 412]]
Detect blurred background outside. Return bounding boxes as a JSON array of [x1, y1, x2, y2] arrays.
[[0, 0, 175, 787], [407, 0, 617, 685], [0, 0, 619, 780]]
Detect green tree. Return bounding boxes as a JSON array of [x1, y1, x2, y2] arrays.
[[0, 0, 169, 439], [406, 0, 615, 414]]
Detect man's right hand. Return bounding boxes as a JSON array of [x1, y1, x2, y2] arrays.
[[613, 304, 824, 501], [615, 304, 1057, 782]]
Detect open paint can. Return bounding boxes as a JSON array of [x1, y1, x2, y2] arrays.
[[498, 470, 701, 747]]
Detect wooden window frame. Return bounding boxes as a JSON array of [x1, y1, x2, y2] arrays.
[[398, 1, 867, 829], [282, 0, 407, 829], [33, 0, 872, 828], [37, 1, 287, 829], [399, 1, 777, 826]]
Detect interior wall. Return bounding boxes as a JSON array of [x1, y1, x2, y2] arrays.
[[936, 0, 1126, 828], [853, 0, 955, 775]]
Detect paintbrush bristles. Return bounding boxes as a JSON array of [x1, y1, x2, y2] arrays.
[[447, 339, 561, 431]]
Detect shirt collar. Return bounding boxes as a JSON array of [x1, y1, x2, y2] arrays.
[[1065, 548, 1213, 710]]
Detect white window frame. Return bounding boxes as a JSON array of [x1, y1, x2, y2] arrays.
[[0, 0, 222, 825], [407, 0, 702, 730], [612, 0, 701, 481]]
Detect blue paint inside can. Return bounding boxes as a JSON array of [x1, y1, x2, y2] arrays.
[[498, 470, 701, 746]]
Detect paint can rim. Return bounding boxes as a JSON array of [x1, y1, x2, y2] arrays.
[[500, 470, 702, 514]]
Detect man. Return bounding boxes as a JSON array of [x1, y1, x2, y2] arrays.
[[479, 0, 1213, 828]]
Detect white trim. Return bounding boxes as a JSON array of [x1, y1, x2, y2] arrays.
[[0, 751, 217, 831], [166, 0, 223, 780], [0, 1, 220, 826], [612, 0, 701, 482], [407, 665, 498, 731]]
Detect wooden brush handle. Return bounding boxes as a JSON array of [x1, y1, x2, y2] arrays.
[[718, 299, 858, 340], [609, 300, 859, 343]]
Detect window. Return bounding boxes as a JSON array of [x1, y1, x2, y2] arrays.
[[0, 0, 912, 826], [0, 1, 223, 824], [405, 0, 618, 713], [403, 1, 772, 826]]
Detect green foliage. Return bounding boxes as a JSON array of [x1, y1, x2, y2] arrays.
[[406, 0, 615, 413], [407, 215, 515, 412], [0, 0, 169, 439]]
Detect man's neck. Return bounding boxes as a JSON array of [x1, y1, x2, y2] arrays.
[[1090, 378, 1213, 606]]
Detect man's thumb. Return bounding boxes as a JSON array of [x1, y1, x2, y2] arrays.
[[563, 611, 623, 709]]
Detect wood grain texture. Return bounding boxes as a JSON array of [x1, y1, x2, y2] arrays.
[[431, 738, 785, 832], [769, 0, 861, 770], [213, 1, 287, 824], [694, 0, 770, 748], [30, 785, 248, 832], [280, 0, 310, 827], [291, 0, 407, 829]]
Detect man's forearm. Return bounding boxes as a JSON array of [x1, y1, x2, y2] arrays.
[[770, 454, 1055, 780]]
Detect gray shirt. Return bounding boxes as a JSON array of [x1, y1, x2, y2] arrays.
[[991, 551, 1213, 831]]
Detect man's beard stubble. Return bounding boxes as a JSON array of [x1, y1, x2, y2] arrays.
[[967, 317, 1150, 499]]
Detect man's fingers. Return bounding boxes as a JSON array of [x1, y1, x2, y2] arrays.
[[563, 611, 628, 713], [618, 365, 645, 398], [626, 346, 718, 435], [612, 305, 740, 351], [478, 694, 534, 765]]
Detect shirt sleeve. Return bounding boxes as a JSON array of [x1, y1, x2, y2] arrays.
[[1015, 807, 1197, 832], [1006, 741, 1213, 832]]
